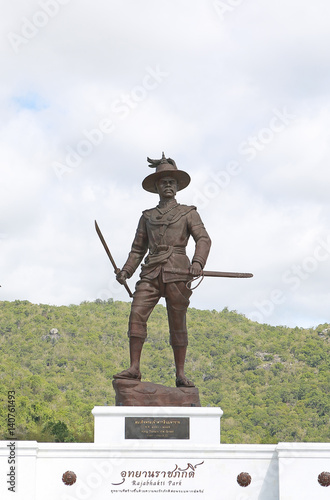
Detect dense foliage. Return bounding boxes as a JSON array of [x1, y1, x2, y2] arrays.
[[0, 299, 329, 443]]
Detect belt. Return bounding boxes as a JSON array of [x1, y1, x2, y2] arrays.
[[151, 245, 186, 255], [173, 247, 186, 255]]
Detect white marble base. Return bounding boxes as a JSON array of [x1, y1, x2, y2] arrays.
[[1, 407, 330, 499], [278, 443, 330, 500], [92, 406, 223, 447]]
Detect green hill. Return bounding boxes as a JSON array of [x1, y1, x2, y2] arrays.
[[0, 299, 329, 443]]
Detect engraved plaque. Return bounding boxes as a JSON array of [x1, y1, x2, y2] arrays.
[[125, 417, 189, 439]]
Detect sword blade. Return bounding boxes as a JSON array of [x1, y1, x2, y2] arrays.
[[95, 220, 133, 298], [95, 220, 119, 273]]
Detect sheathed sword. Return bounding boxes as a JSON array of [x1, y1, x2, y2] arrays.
[[95, 220, 133, 298], [164, 268, 253, 278]]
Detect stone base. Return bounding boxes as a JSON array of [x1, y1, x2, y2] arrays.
[[112, 379, 201, 407]]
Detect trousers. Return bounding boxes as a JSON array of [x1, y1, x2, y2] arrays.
[[128, 275, 192, 347]]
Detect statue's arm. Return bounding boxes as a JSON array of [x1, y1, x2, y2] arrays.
[[120, 215, 148, 279], [188, 210, 212, 271]]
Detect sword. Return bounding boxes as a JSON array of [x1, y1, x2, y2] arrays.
[[94, 220, 133, 298], [163, 268, 253, 278]]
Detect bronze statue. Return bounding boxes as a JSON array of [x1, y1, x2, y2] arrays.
[[113, 153, 212, 388]]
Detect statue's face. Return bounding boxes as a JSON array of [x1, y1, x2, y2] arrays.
[[156, 176, 178, 199]]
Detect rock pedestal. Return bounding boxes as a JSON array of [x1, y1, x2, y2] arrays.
[[112, 379, 201, 407]]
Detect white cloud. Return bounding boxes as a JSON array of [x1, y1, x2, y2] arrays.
[[1, 0, 330, 327]]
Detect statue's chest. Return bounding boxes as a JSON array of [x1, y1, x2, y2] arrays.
[[146, 212, 187, 244]]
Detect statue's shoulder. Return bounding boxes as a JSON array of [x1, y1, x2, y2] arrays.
[[177, 204, 196, 214], [142, 206, 158, 219], [168, 204, 196, 224]]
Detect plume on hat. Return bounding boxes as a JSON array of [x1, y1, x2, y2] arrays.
[[147, 152, 177, 169]]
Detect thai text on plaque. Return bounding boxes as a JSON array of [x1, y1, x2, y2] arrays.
[[125, 417, 189, 439]]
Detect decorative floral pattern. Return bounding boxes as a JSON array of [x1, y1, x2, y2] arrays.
[[318, 472, 330, 487], [62, 471, 77, 486], [237, 472, 252, 487]]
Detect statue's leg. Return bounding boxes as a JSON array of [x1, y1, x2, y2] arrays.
[[114, 278, 160, 380], [113, 336, 144, 380], [165, 282, 194, 387]]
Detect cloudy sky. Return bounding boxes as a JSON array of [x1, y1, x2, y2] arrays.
[[1, 0, 330, 328]]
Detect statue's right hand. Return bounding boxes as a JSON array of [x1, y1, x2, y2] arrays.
[[116, 269, 129, 285]]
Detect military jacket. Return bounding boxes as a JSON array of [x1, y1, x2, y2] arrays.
[[122, 201, 211, 283]]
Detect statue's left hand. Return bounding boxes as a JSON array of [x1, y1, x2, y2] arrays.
[[189, 262, 202, 276]]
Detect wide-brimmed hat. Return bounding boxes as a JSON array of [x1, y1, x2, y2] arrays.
[[142, 153, 191, 193]]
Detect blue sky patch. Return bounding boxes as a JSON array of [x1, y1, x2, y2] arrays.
[[13, 92, 49, 111]]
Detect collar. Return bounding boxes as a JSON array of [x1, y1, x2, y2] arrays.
[[156, 199, 178, 214]]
